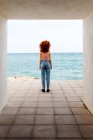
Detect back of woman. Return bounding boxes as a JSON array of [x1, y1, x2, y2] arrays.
[[40, 52, 50, 60], [39, 40, 52, 92]]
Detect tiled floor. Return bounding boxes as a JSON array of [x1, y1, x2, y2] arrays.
[[0, 78, 93, 140]]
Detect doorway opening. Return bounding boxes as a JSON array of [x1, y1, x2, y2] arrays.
[[7, 20, 83, 80]]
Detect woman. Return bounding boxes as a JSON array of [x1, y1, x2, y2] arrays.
[[39, 40, 52, 92]]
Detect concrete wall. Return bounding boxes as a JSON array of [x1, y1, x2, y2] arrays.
[[0, 9, 93, 114], [83, 12, 93, 114], [0, 16, 7, 112]]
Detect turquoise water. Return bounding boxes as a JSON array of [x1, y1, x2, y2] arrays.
[[8, 53, 83, 80]]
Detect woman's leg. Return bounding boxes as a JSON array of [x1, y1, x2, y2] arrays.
[[46, 69, 50, 89], [41, 68, 46, 89]]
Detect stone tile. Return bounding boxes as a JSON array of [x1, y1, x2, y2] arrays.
[[57, 125, 82, 138], [66, 97, 81, 101], [33, 125, 56, 138], [53, 101, 69, 107], [22, 102, 37, 107], [36, 108, 54, 115], [52, 94, 65, 97], [38, 97, 52, 101], [8, 125, 33, 138], [0, 115, 15, 124], [54, 108, 72, 114], [55, 115, 76, 124], [39, 94, 51, 98], [0, 125, 9, 137], [53, 90, 62, 93], [81, 139, 93, 140], [35, 115, 54, 124], [68, 101, 84, 107], [65, 94, 78, 97], [26, 90, 38, 94], [14, 94, 26, 97], [1, 107, 19, 115], [6, 138, 32, 140], [24, 97, 38, 102], [37, 102, 53, 107], [63, 88, 72, 90], [7, 101, 22, 107], [75, 114, 93, 124], [26, 94, 39, 97], [71, 108, 90, 114], [16, 91, 27, 94], [18, 108, 35, 114], [32, 139, 57, 140], [63, 90, 74, 93], [52, 97, 66, 102], [56, 139, 83, 140], [14, 115, 34, 124], [8, 97, 24, 102], [79, 125, 93, 138]]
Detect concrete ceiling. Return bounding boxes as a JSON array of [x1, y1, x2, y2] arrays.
[[0, 0, 93, 19]]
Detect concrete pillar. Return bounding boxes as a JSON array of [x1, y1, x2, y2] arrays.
[[83, 12, 93, 114], [0, 16, 7, 112]]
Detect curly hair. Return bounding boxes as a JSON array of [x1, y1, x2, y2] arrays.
[[40, 40, 51, 52]]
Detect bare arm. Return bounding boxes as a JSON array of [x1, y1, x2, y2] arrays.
[[39, 53, 42, 69], [49, 53, 52, 69]]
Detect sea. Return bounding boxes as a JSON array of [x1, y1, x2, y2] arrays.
[[8, 53, 83, 80]]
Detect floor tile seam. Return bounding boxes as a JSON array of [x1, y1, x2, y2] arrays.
[[2, 107, 74, 111], [5, 106, 21, 139], [6, 136, 32, 139], [58, 83, 72, 110], [8, 99, 24, 102], [2, 123, 93, 126], [51, 89, 59, 139], [37, 97, 53, 107], [62, 86, 87, 114], [67, 83, 83, 101], [67, 103, 84, 139], [1, 123, 93, 126], [31, 92, 41, 138], [7, 100, 24, 108], [57, 82, 65, 94], [5, 113, 92, 116], [70, 107, 91, 115]]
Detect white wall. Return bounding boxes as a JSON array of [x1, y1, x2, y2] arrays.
[[83, 12, 93, 114], [0, 16, 7, 112]]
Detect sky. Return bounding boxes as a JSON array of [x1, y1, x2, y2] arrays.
[[7, 20, 83, 53]]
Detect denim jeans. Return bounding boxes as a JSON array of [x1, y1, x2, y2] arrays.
[[40, 60, 51, 89]]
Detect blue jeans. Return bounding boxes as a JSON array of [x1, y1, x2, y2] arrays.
[[40, 60, 51, 89]]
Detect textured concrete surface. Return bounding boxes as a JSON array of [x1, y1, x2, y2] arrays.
[[0, 18, 7, 112], [0, 0, 93, 19], [83, 12, 93, 115], [0, 78, 92, 139]]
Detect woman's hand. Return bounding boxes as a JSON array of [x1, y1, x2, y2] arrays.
[[50, 65, 52, 69]]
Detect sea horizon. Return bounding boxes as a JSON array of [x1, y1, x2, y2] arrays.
[[8, 52, 83, 54], [8, 52, 83, 80]]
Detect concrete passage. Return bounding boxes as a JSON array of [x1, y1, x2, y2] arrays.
[[0, 78, 93, 139], [0, 0, 93, 19]]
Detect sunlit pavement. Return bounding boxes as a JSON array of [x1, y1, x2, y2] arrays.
[[0, 78, 93, 140]]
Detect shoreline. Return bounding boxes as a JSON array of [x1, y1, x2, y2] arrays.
[[7, 76, 83, 81], [7, 76, 40, 80]]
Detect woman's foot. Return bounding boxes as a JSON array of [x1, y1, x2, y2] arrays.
[[41, 89, 45, 92], [47, 89, 50, 92]]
